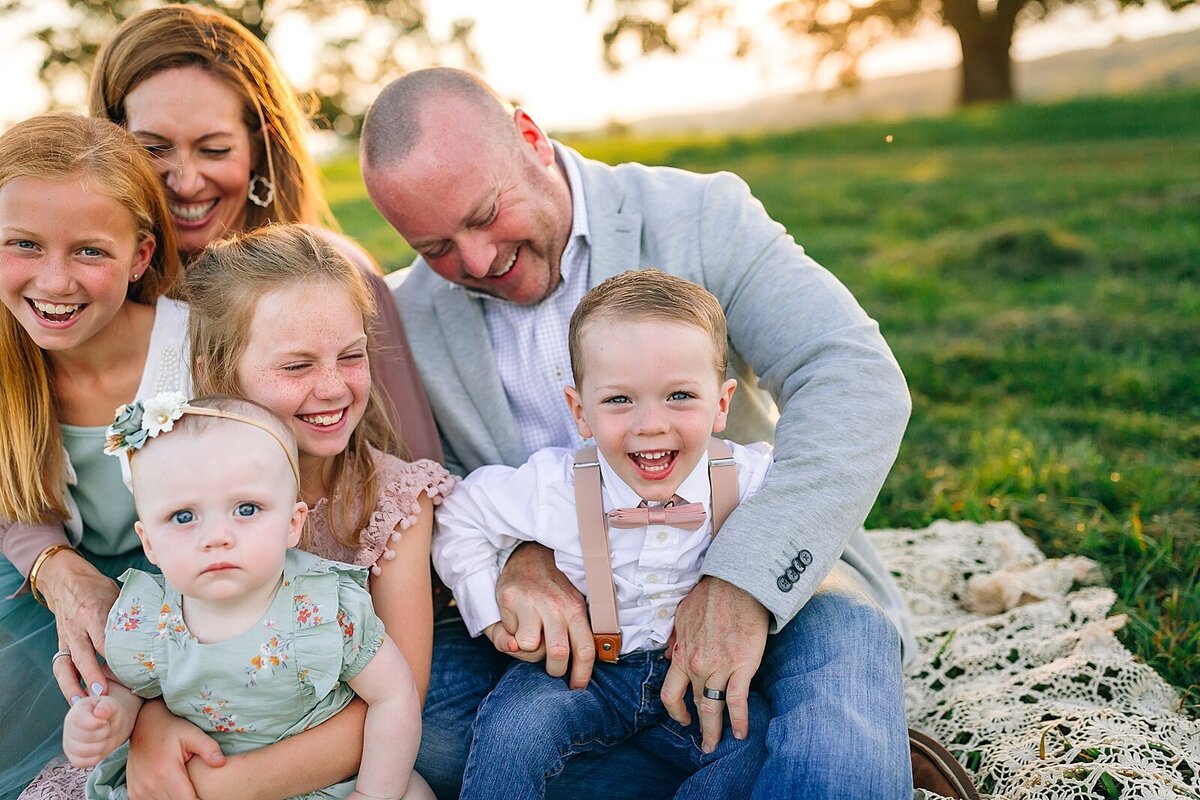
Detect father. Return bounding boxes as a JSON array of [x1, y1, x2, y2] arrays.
[[361, 67, 916, 799]]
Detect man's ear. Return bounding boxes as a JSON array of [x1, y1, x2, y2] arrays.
[[287, 502, 308, 549], [134, 520, 158, 565], [710, 378, 738, 434], [513, 108, 555, 167], [564, 385, 593, 440]]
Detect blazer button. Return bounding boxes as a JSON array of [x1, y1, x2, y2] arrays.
[[796, 549, 813, 566], [777, 575, 793, 592], [791, 555, 808, 573], [785, 565, 801, 582]]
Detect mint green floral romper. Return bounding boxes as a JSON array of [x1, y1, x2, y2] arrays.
[[86, 549, 385, 800]]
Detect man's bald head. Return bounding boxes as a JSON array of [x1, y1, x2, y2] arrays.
[[360, 67, 517, 170]]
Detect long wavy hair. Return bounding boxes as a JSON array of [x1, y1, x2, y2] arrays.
[[0, 113, 183, 522], [186, 223, 396, 549], [88, 4, 335, 239]]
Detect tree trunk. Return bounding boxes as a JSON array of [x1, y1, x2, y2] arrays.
[[941, 0, 1025, 105], [958, 23, 1014, 104]]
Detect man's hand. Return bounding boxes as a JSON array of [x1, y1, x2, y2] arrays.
[[660, 576, 769, 754], [127, 700, 225, 800], [41, 550, 120, 701], [495, 542, 596, 688]]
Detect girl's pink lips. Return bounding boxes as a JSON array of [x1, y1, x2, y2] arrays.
[[296, 406, 350, 433], [25, 298, 87, 329]]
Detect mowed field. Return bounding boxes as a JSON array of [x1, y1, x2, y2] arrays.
[[323, 88, 1200, 711]]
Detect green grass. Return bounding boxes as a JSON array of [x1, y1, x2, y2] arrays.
[[324, 88, 1200, 712]]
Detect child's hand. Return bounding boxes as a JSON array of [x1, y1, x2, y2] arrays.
[[483, 621, 547, 663], [63, 695, 131, 767]]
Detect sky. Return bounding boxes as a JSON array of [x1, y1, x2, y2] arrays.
[[2, 0, 1198, 134]]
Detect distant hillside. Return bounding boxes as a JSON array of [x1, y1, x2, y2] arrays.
[[615, 27, 1200, 136]]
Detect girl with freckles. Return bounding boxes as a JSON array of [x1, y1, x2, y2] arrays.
[[0, 113, 187, 799]]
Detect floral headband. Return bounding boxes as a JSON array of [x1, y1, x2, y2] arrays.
[[105, 391, 301, 489]]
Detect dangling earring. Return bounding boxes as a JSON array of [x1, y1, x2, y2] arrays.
[[248, 173, 275, 207]]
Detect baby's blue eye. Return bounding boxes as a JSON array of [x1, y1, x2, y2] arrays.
[[170, 510, 195, 525], [235, 503, 258, 517]]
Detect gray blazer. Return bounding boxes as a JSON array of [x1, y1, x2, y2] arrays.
[[395, 146, 915, 659]]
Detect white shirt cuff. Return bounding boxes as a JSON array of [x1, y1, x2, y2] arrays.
[[452, 567, 503, 638]]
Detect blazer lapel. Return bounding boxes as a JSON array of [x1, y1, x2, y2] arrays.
[[571, 150, 642, 289], [431, 285, 524, 466]]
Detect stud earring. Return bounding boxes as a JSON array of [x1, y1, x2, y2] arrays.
[[248, 174, 275, 208]]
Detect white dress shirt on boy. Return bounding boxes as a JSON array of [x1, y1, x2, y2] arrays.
[[432, 440, 773, 655]]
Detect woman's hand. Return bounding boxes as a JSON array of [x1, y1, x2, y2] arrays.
[[41, 548, 120, 701], [127, 700, 225, 800]]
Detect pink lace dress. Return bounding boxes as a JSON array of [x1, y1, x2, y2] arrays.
[[304, 451, 456, 575], [18, 451, 456, 800]]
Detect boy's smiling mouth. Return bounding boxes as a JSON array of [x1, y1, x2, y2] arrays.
[[629, 450, 677, 476]]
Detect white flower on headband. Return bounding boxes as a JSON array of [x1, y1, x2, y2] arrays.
[[142, 392, 189, 436], [105, 391, 189, 456]]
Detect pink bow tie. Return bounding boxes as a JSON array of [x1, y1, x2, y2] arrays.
[[607, 499, 706, 531]]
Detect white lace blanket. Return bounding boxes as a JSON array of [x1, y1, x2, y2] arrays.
[[876, 520, 1199, 799], [22, 521, 1198, 800]]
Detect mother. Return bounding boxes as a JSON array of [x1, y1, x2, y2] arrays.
[[87, 3, 439, 465]]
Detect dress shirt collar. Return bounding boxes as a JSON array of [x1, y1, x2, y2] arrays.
[[595, 448, 712, 513]]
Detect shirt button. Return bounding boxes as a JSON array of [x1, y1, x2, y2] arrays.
[[657, 608, 668, 619], [646, 573, 658, 584], [656, 531, 668, 543]]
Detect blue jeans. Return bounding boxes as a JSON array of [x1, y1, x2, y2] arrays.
[[459, 650, 769, 800], [417, 564, 911, 800]]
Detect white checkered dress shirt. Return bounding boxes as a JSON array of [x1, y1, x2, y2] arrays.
[[481, 144, 592, 455]]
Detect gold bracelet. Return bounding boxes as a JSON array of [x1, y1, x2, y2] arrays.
[[29, 543, 77, 608]]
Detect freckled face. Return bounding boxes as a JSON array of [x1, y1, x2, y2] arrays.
[[234, 282, 371, 478], [565, 318, 736, 502], [0, 176, 153, 355]]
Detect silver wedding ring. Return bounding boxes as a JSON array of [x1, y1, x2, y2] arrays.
[[52, 648, 71, 665], [702, 686, 727, 701]]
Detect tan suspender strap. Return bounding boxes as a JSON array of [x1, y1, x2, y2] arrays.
[[706, 439, 738, 535], [572, 447, 622, 662], [573, 439, 740, 664]]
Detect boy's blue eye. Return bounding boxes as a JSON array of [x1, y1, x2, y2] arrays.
[[669, 391, 692, 401], [235, 503, 258, 517], [170, 510, 195, 525], [603, 396, 630, 405]]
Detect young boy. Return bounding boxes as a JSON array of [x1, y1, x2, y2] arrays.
[[432, 269, 774, 799]]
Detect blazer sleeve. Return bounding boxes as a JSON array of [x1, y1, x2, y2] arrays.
[[692, 172, 911, 631]]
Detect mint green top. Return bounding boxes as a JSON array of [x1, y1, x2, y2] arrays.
[[60, 425, 138, 556]]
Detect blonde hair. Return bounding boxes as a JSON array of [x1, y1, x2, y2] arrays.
[[0, 113, 183, 522], [186, 224, 395, 549], [129, 394, 300, 500], [568, 268, 728, 386], [89, 4, 334, 237]]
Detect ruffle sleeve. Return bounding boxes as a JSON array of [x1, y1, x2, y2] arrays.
[[104, 569, 170, 698], [355, 455, 457, 575], [286, 552, 386, 700]]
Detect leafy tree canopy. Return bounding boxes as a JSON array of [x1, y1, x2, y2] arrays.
[[2, 0, 478, 133], [591, 0, 1195, 104]]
